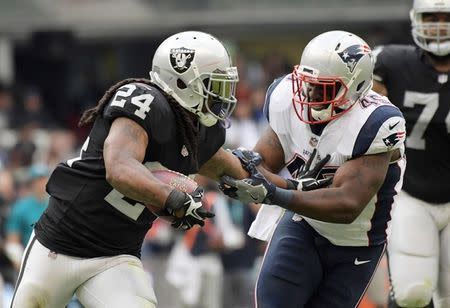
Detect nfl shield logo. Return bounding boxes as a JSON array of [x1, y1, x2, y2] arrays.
[[170, 47, 195, 74], [181, 145, 189, 157], [309, 137, 318, 147]]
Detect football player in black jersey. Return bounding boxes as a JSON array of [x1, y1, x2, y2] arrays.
[[373, 1, 450, 307], [9, 31, 255, 308]]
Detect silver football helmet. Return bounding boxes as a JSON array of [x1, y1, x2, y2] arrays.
[[292, 30, 373, 124], [150, 31, 239, 127], [411, 0, 450, 56]]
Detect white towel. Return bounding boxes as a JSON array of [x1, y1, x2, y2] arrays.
[[247, 204, 285, 241]]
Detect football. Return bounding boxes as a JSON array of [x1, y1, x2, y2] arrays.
[[147, 169, 198, 222]]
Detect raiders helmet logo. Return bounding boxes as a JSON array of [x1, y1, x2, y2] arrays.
[[337, 44, 371, 73], [170, 47, 195, 73]]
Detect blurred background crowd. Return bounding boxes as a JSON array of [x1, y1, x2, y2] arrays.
[[0, 0, 415, 307]]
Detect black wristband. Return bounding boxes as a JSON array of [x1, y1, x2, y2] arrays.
[[271, 187, 294, 206], [164, 189, 188, 214]]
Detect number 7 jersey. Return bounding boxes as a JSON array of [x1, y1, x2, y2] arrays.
[[374, 45, 450, 203]]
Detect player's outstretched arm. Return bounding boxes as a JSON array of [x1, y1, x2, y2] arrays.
[[221, 150, 394, 224], [197, 147, 250, 181], [229, 127, 318, 189], [104, 117, 173, 208], [198, 126, 291, 189]]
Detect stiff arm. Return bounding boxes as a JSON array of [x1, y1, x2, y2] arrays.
[[197, 147, 249, 181], [198, 127, 290, 188]]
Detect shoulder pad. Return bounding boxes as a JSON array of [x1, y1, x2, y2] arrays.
[[352, 102, 405, 157], [373, 44, 418, 83], [264, 74, 293, 134], [103, 82, 176, 142]]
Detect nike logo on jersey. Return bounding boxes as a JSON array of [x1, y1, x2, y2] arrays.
[[354, 258, 371, 265], [389, 121, 400, 130]]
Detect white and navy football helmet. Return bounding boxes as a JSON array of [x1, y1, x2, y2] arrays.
[[411, 0, 450, 56], [292, 30, 373, 124], [409, 0, 450, 56], [150, 31, 239, 127]]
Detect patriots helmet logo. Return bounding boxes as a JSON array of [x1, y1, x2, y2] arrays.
[[170, 47, 195, 74], [383, 131, 406, 148], [337, 44, 371, 73]]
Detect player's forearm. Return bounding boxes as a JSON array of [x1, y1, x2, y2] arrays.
[[198, 148, 249, 181], [272, 187, 361, 224], [221, 153, 251, 179], [106, 159, 172, 208], [104, 117, 174, 208]]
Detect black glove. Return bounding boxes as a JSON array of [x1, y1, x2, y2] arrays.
[[285, 149, 333, 191], [164, 187, 215, 230], [220, 148, 270, 203], [231, 147, 262, 175], [220, 169, 276, 204]]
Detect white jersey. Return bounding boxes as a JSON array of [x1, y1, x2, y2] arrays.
[[264, 74, 406, 246]]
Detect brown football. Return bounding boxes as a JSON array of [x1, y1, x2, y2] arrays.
[[148, 169, 198, 222]]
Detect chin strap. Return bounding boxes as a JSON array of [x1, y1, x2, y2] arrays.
[[197, 112, 218, 127], [310, 104, 333, 122]]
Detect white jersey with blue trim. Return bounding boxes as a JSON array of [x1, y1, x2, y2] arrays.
[[265, 74, 406, 246]]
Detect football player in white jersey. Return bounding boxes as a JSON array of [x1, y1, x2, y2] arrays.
[[373, 1, 450, 307], [221, 30, 406, 307]]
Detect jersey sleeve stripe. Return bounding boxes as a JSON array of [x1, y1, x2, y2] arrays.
[[367, 161, 402, 245], [263, 76, 285, 123], [352, 105, 403, 157]]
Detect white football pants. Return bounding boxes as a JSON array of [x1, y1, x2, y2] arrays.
[[388, 191, 450, 308], [0, 273, 4, 308], [11, 233, 157, 308]]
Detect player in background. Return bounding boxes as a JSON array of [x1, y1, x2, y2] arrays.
[[221, 30, 406, 308], [9, 31, 250, 308], [4, 164, 50, 271], [372, 1, 450, 307]]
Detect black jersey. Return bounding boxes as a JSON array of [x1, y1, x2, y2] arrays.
[[35, 82, 225, 258], [374, 45, 450, 203]]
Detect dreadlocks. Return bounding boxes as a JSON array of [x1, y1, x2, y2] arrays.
[[78, 78, 199, 169]]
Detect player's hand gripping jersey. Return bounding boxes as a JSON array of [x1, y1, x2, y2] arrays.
[[265, 75, 406, 246], [35, 82, 225, 258]]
